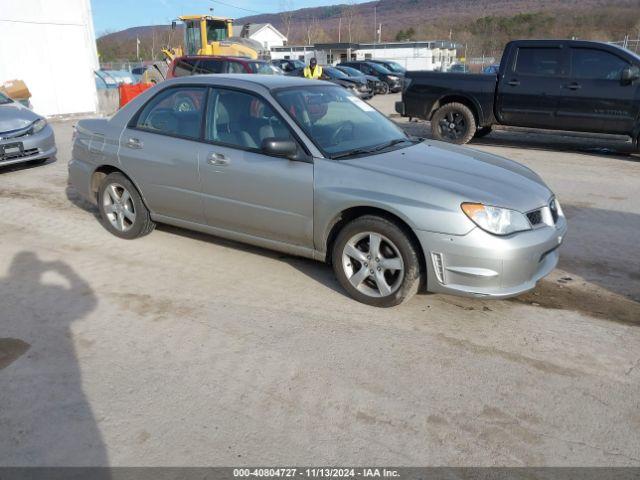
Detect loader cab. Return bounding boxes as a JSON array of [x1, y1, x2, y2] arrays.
[[180, 16, 233, 55]]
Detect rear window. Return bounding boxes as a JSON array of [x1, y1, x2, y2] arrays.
[[194, 59, 225, 74], [172, 58, 198, 77], [515, 47, 563, 77]]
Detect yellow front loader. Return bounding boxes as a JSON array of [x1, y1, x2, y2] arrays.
[[162, 15, 269, 61]]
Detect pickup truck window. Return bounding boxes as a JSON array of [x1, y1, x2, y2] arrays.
[[515, 47, 563, 77], [570, 48, 629, 80]]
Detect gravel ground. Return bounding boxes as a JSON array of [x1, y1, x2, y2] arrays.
[[1, 96, 639, 466]]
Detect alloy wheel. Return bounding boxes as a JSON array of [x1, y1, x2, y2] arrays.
[[438, 111, 467, 140], [102, 183, 136, 232], [341, 231, 404, 298]]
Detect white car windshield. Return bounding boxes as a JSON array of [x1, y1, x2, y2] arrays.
[[275, 85, 413, 158]]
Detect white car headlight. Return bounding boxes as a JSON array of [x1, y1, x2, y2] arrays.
[[31, 118, 47, 134], [461, 203, 531, 235], [387, 75, 399, 81]]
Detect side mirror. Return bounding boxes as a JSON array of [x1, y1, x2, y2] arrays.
[[262, 138, 299, 160], [621, 65, 640, 84]]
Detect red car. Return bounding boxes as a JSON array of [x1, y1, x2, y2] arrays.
[[166, 55, 280, 78]]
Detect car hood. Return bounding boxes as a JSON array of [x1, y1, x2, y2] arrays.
[[343, 141, 552, 213], [364, 75, 380, 83], [0, 101, 39, 133]]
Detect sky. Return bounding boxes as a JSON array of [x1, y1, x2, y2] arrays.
[[91, 0, 370, 35]]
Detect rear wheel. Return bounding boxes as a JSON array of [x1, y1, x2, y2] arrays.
[[332, 215, 422, 307], [97, 172, 155, 239], [431, 102, 476, 144], [379, 82, 390, 95]]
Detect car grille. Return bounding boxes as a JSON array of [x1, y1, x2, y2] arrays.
[[0, 125, 32, 140], [527, 210, 543, 226], [527, 199, 560, 227]]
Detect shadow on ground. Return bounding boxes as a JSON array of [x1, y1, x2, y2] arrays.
[[0, 252, 109, 470]]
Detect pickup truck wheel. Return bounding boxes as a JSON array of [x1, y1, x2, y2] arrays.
[[431, 103, 476, 144], [474, 126, 492, 138], [332, 215, 422, 307]]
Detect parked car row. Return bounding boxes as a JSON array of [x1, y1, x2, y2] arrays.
[[271, 58, 405, 95]]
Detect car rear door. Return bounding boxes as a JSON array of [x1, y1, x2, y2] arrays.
[[496, 44, 567, 128], [197, 87, 314, 247], [118, 85, 207, 223], [557, 46, 638, 133]]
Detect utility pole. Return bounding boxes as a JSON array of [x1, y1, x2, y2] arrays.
[[338, 16, 342, 43], [373, 5, 376, 43]]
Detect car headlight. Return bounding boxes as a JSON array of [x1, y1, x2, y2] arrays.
[[387, 75, 399, 81], [461, 203, 531, 235], [31, 118, 47, 134]]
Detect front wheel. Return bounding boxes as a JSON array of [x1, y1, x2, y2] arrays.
[[431, 102, 476, 144], [332, 215, 422, 307], [97, 172, 155, 239], [379, 82, 390, 95]]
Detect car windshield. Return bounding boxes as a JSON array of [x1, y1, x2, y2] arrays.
[[292, 60, 306, 69], [249, 62, 278, 74], [274, 85, 411, 158], [337, 66, 363, 77], [383, 61, 405, 73], [324, 67, 348, 79], [0, 92, 12, 104], [368, 63, 392, 74]]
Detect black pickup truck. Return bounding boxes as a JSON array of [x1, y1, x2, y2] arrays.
[[396, 39, 640, 149]]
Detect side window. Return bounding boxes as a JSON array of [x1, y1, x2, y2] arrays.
[[228, 61, 247, 73], [205, 88, 293, 151], [172, 58, 197, 77], [194, 59, 224, 74], [571, 48, 629, 80], [135, 87, 207, 140], [515, 47, 563, 77]]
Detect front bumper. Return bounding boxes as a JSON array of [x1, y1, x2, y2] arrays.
[[416, 216, 567, 298], [0, 124, 57, 167]]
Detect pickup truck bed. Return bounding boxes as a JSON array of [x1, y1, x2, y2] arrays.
[[396, 39, 640, 148]]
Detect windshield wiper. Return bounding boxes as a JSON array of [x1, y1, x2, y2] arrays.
[[369, 138, 415, 152], [331, 148, 376, 159], [330, 138, 418, 160]]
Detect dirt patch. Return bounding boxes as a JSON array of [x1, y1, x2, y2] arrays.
[[107, 292, 200, 321], [0, 338, 30, 370], [512, 279, 640, 326]]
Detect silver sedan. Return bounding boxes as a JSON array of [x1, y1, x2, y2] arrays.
[[0, 92, 56, 167], [69, 75, 567, 307]]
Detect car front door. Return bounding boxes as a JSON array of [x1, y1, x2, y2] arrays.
[[557, 47, 638, 133], [198, 87, 314, 247], [496, 45, 567, 128], [118, 85, 207, 224]]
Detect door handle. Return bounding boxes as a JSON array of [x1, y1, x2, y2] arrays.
[[565, 82, 582, 90], [207, 152, 229, 166], [125, 137, 143, 149], [507, 79, 520, 86]]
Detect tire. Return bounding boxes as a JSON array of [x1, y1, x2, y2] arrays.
[[431, 102, 477, 145], [97, 172, 155, 239], [474, 126, 492, 138], [379, 82, 390, 94], [332, 215, 422, 307]]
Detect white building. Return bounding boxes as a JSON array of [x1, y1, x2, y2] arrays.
[[271, 41, 459, 71], [0, 0, 99, 116], [232, 23, 288, 50]]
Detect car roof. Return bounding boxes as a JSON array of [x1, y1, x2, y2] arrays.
[[174, 55, 264, 63], [162, 74, 328, 90]]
